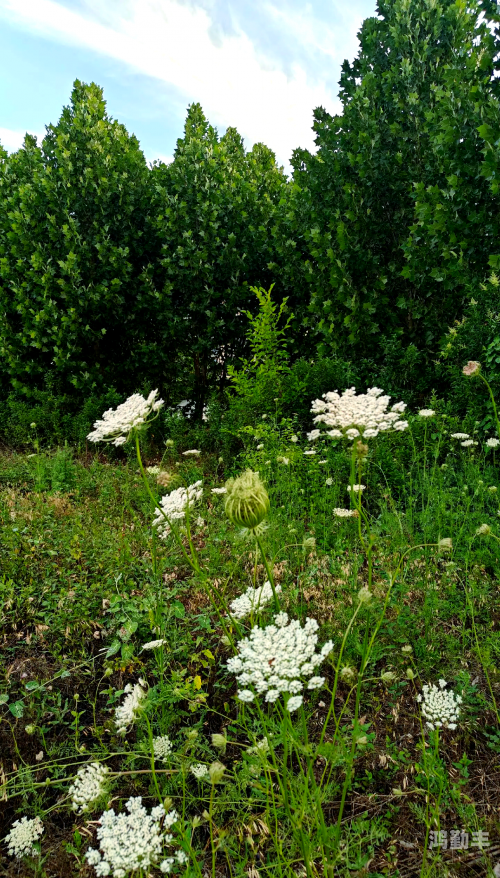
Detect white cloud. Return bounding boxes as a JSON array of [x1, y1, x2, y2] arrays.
[[0, 125, 44, 152], [0, 0, 346, 169]]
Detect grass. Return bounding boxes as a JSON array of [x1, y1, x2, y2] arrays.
[[1, 407, 500, 878]]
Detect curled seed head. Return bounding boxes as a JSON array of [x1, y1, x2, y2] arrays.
[[224, 470, 270, 531]]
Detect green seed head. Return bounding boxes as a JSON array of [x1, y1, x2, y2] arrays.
[[224, 470, 270, 531]]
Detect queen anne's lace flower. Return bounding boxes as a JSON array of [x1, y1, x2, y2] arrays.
[[84, 796, 180, 878], [306, 429, 321, 442], [211, 487, 227, 494], [5, 816, 44, 858], [182, 449, 200, 456], [451, 432, 470, 440], [152, 482, 203, 539], [190, 763, 209, 780], [304, 449, 316, 455], [333, 508, 358, 518], [69, 763, 110, 814], [416, 681, 462, 731], [286, 695, 303, 712], [141, 639, 167, 651], [115, 680, 147, 735], [461, 439, 477, 447], [87, 391, 164, 447], [311, 387, 408, 439], [347, 484, 365, 493], [418, 409, 435, 417], [153, 736, 173, 762], [227, 614, 333, 706], [229, 582, 282, 619], [486, 437, 500, 448]]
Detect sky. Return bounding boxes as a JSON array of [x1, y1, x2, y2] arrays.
[[0, 0, 378, 173]]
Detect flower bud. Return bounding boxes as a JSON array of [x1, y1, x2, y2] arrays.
[[438, 538, 452, 552], [406, 668, 415, 680], [302, 536, 316, 551], [462, 361, 481, 377], [380, 671, 397, 684], [340, 666, 356, 683], [165, 439, 174, 446], [211, 733, 227, 754], [476, 523, 491, 536], [358, 586, 373, 605], [25, 724, 36, 735], [224, 470, 270, 531], [208, 761, 226, 784]]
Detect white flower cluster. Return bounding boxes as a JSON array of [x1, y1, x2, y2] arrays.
[[69, 762, 110, 814], [333, 508, 358, 518], [141, 639, 167, 651], [347, 484, 365, 493], [87, 391, 164, 447], [5, 815, 44, 859], [227, 613, 333, 711], [153, 736, 173, 762], [451, 432, 469, 440], [418, 409, 435, 417], [84, 796, 181, 878], [229, 581, 282, 619], [461, 439, 478, 447], [115, 680, 147, 735], [487, 437, 500, 448], [211, 487, 227, 494], [311, 387, 408, 439], [416, 680, 462, 731], [152, 482, 203, 539], [190, 763, 209, 780]]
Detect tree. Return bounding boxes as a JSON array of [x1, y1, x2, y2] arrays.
[[149, 104, 288, 415], [0, 80, 162, 397], [291, 0, 500, 389]]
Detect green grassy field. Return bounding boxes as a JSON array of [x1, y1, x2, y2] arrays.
[[2, 404, 500, 877]]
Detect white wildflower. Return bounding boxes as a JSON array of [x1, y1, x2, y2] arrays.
[[152, 482, 203, 539], [438, 538, 452, 551], [451, 433, 470, 440], [256, 444, 264, 450], [347, 484, 365, 493], [229, 581, 282, 619], [182, 449, 200, 456], [333, 508, 358, 518], [416, 682, 462, 731], [247, 738, 270, 755], [286, 695, 303, 712], [325, 477, 333, 486], [153, 736, 173, 762], [87, 391, 164, 447], [311, 387, 408, 439], [402, 645, 413, 654], [290, 435, 299, 443], [5, 816, 44, 859], [489, 486, 498, 492], [211, 487, 227, 494], [476, 524, 492, 536], [303, 449, 316, 456], [418, 409, 435, 418], [114, 680, 147, 736], [141, 639, 167, 651], [237, 689, 255, 703], [306, 429, 321, 441], [461, 439, 477, 447], [319, 459, 328, 464], [227, 614, 333, 706], [486, 437, 500, 448], [69, 763, 110, 814], [307, 676, 325, 689], [84, 796, 179, 878], [146, 466, 161, 475], [190, 763, 209, 780], [277, 456, 290, 465]]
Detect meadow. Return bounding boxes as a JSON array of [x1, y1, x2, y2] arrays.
[[2, 374, 500, 878]]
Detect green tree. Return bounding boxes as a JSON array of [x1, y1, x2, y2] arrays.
[[291, 0, 499, 389], [0, 80, 162, 397], [150, 104, 288, 416]]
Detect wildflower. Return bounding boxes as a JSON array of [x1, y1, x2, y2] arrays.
[[489, 486, 498, 492], [146, 466, 160, 475], [340, 666, 356, 682], [402, 645, 413, 654], [211, 733, 226, 752], [256, 444, 264, 450], [5, 816, 44, 859], [325, 477, 333, 486], [115, 680, 147, 735], [416, 681, 462, 730], [211, 487, 227, 494], [307, 676, 325, 689], [311, 386, 408, 438], [153, 736, 173, 762], [438, 538, 452, 552], [358, 587, 373, 605], [247, 738, 270, 755], [487, 438, 500, 448], [462, 361, 481, 377], [30, 422, 37, 429], [303, 449, 316, 455], [182, 449, 200, 456], [25, 724, 36, 735], [333, 508, 358, 518], [190, 763, 209, 780], [84, 796, 180, 877], [229, 581, 282, 619], [303, 536, 316, 551], [225, 470, 270, 531], [195, 516, 205, 527], [286, 695, 303, 712], [290, 435, 299, 443], [156, 471, 171, 488], [347, 484, 365, 493], [277, 456, 290, 465], [406, 668, 415, 679], [87, 391, 164, 447], [306, 429, 321, 441], [461, 440, 477, 447], [319, 459, 327, 464], [381, 671, 397, 684], [152, 482, 203, 539], [418, 409, 435, 417], [227, 614, 333, 706], [69, 763, 110, 814], [451, 433, 470, 440], [141, 639, 167, 651], [165, 439, 175, 447], [476, 524, 492, 536], [208, 761, 226, 784]]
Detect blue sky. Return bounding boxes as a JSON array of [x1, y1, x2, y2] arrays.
[[0, 0, 377, 173]]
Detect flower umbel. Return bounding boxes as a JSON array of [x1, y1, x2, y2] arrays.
[[229, 581, 282, 619], [224, 470, 270, 532], [5, 816, 44, 859], [87, 391, 164, 447], [311, 387, 408, 439], [69, 762, 110, 814], [152, 482, 203, 540], [114, 680, 147, 736], [416, 681, 462, 730], [462, 361, 481, 377]]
